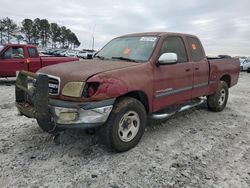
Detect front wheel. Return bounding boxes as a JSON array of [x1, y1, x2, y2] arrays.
[[100, 97, 147, 152], [207, 81, 229, 112]]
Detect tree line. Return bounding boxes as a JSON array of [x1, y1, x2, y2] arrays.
[[0, 17, 80, 48]]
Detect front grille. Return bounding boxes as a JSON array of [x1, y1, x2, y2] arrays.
[[48, 76, 60, 95]]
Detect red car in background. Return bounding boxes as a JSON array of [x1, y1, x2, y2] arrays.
[[0, 44, 79, 77]]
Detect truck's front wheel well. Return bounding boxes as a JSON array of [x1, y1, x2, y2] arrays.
[[220, 75, 231, 88], [118, 91, 149, 112]]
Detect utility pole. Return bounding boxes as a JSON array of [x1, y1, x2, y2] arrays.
[[91, 24, 96, 50], [92, 36, 95, 51]]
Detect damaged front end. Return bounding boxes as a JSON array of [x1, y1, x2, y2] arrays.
[[15, 71, 115, 133], [15, 71, 55, 133]]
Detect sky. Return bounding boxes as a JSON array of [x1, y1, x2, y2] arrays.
[[1, 0, 250, 56]]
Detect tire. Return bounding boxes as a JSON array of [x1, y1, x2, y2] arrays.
[[100, 97, 147, 152], [207, 81, 229, 112], [247, 68, 250, 73]]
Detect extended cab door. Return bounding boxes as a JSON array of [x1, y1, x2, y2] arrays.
[[26, 47, 41, 73], [153, 36, 193, 111], [186, 37, 209, 98], [0, 46, 28, 77]]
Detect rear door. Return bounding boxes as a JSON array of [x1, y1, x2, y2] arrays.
[[153, 36, 193, 111], [186, 37, 209, 98], [0, 46, 28, 77]]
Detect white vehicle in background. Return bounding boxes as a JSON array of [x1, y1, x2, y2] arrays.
[[240, 57, 250, 71], [77, 51, 88, 59], [65, 50, 79, 57], [77, 49, 96, 59]]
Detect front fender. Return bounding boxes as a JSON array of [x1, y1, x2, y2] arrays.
[[87, 75, 129, 99]]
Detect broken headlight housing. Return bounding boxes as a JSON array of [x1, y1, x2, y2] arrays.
[[62, 82, 85, 97]]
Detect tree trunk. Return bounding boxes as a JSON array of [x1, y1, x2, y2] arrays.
[[0, 31, 2, 44], [7, 30, 10, 43]]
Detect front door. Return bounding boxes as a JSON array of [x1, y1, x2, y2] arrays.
[[0, 46, 28, 77], [153, 36, 193, 112]]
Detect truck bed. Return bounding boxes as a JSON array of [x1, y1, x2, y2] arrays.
[[208, 57, 240, 88]]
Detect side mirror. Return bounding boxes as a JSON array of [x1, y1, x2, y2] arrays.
[[158, 53, 178, 65]]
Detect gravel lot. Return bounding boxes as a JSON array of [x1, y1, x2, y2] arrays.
[[0, 73, 249, 188]]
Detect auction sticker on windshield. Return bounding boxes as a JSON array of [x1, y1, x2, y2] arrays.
[[140, 37, 157, 42]]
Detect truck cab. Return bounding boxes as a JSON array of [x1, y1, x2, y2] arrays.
[[0, 44, 40, 77], [0, 44, 79, 77]]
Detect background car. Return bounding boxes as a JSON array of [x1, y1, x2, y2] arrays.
[[65, 50, 79, 57], [77, 51, 88, 59], [240, 57, 250, 71]]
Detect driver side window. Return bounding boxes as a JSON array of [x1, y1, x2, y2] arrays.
[[160, 36, 188, 63], [3, 47, 24, 59]]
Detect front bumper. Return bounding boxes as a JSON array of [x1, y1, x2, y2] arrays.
[[49, 99, 114, 128], [15, 71, 114, 130]]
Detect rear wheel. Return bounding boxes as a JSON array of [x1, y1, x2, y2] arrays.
[[100, 97, 146, 152], [207, 81, 229, 112]]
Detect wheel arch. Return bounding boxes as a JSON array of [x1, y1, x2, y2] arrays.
[[220, 74, 231, 88], [117, 91, 149, 113]]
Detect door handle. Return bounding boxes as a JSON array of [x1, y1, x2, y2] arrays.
[[195, 67, 199, 70], [185, 68, 191, 72]]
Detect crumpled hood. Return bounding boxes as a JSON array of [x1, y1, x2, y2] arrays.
[[38, 59, 139, 82]]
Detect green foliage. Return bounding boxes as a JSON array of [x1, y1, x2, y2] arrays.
[[39, 19, 50, 47], [32, 18, 41, 45], [21, 19, 33, 43], [0, 17, 81, 48], [0, 17, 19, 43], [50, 23, 61, 47]]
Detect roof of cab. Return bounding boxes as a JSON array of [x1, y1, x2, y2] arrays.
[[120, 32, 198, 38]]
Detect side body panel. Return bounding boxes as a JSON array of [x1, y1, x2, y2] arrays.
[[207, 58, 240, 95], [0, 45, 28, 77]]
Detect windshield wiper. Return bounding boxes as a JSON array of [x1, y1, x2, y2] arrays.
[[112, 56, 138, 63]]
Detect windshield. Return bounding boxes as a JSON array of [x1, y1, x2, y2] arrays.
[[96, 36, 158, 62], [0, 46, 3, 52]]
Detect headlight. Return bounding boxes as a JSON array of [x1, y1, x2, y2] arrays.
[[62, 82, 85, 97]]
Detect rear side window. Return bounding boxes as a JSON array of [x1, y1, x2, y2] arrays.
[[187, 37, 204, 62], [160, 36, 188, 62], [28, 47, 38, 58]]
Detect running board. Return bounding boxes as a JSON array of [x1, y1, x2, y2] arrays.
[[151, 98, 205, 120]]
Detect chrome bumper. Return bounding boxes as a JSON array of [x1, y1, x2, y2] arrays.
[[49, 98, 114, 128], [50, 105, 113, 125]]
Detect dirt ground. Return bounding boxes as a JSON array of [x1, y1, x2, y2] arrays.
[[0, 73, 249, 188]]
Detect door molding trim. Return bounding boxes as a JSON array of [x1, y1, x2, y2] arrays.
[[155, 81, 213, 98]]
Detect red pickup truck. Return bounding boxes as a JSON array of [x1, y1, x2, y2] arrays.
[[15, 32, 240, 152], [0, 44, 79, 77]]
